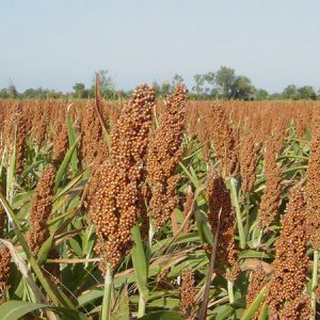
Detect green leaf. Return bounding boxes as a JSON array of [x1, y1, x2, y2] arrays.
[[66, 115, 79, 175], [194, 210, 213, 244], [6, 130, 16, 200], [0, 300, 49, 320], [214, 305, 235, 320], [179, 161, 200, 189], [54, 138, 78, 192], [112, 285, 130, 320], [258, 303, 268, 320], [37, 234, 54, 265], [0, 300, 89, 320], [131, 224, 149, 314]]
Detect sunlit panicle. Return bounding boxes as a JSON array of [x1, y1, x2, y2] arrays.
[[26, 165, 55, 255], [207, 103, 239, 177], [246, 264, 266, 320], [52, 109, 68, 162], [239, 130, 261, 194], [89, 84, 155, 268], [267, 187, 311, 319], [259, 140, 282, 230], [146, 84, 188, 228], [306, 108, 320, 250]]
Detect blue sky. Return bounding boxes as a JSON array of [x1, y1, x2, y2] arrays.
[[1, 0, 320, 92]]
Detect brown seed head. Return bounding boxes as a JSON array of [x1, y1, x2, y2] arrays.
[[259, 140, 282, 230], [179, 268, 195, 320], [89, 84, 155, 268], [26, 165, 55, 255], [146, 84, 188, 228], [306, 108, 320, 250], [246, 264, 267, 320], [267, 187, 311, 319], [0, 246, 11, 300], [52, 110, 68, 162], [239, 130, 261, 194], [207, 103, 239, 177], [206, 168, 239, 281]]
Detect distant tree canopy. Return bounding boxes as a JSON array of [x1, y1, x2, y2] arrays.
[[0, 67, 319, 101]]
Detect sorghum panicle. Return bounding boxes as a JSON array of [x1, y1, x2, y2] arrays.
[[259, 140, 282, 230], [207, 103, 239, 177], [52, 110, 68, 162], [146, 84, 188, 228], [26, 165, 55, 254], [89, 84, 155, 268], [206, 168, 239, 281], [11, 103, 29, 174], [79, 102, 109, 207], [267, 187, 311, 319], [156, 268, 170, 290], [179, 268, 195, 320], [306, 108, 320, 250], [272, 116, 287, 154], [0, 246, 10, 301], [239, 130, 261, 194], [79, 102, 108, 168], [32, 107, 48, 147], [246, 264, 266, 320]]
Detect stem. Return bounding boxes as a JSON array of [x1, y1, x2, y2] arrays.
[[311, 250, 319, 320], [148, 223, 154, 248], [101, 266, 113, 320], [227, 280, 235, 304], [138, 295, 146, 318], [230, 177, 246, 249]]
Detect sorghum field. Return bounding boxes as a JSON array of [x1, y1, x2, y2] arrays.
[[0, 84, 318, 320]]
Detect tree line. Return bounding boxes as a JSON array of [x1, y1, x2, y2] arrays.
[[1, 67, 319, 100]]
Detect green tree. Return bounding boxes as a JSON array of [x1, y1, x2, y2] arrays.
[[172, 74, 184, 86], [0, 88, 9, 99], [72, 82, 88, 99], [204, 72, 216, 96], [282, 85, 297, 100], [159, 81, 172, 97], [192, 74, 206, 96], [7, 84, 18, 98], [297, 86, 317, 100], [254, 89, 269, 101], [232, 76, 255, 100], [215, 66, 237, 99]]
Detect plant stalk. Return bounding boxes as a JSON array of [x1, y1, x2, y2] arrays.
[[227, 280, 235, 304], [101, 266, 113, 320], [230, 177, 246, 249]]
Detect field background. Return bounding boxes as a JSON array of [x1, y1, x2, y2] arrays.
[[0, 92, 317, 320]]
